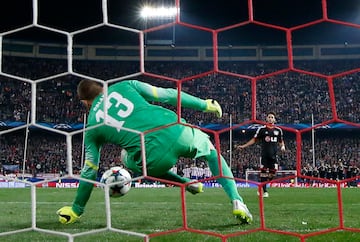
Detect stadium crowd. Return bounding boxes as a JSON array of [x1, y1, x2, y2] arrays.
[[1, 57, 360, 181], [1, 126, 360, 182], [1, 57, 360, 125]]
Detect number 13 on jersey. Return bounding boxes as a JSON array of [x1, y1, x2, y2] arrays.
[[95, 92, 134, 131]]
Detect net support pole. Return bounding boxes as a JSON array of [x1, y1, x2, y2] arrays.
[[22, 111, 30, 179], [31, 184, 37, 229], [66, 135, 73, 176], [229, 114, 233, 169], [311, 113, 315, 167], [81, 113, 87, 168], [0, 36, 2, 72]]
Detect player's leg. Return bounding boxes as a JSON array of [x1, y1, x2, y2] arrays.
[[267, 167, 276, 194], [177, 126, 244, 201], [142, 132, 204, 195], [205, 149, 242, 201], [151, 150, 239, 197], [204, 149, 252, 224], [259, 157, 273, 197], [259, 167, 269, 195], [156, 170, 204, 194], [185, 127, 252, 224], [260, 158, 276, 197], [152, 125, 252, 223], [157, 170, 190, 183]]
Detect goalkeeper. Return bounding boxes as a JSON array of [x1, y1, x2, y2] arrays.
[[57, 79, 252, 225]]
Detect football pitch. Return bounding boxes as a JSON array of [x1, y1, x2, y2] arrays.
[[0, 187, 359, 241]]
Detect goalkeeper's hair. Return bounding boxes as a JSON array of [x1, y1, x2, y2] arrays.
[[77, 79, 103, 101]]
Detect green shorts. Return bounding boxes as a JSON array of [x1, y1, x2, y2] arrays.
[[124, 124, 213, 176]]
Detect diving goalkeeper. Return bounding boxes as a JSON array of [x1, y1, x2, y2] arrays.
[[57, 79, 253, 225]]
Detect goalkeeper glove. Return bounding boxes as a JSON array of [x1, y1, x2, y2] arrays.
[[57, 206, 80, 224], [205, 99, 222, 118]]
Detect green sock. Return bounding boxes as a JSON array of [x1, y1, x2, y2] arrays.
[[206, 150, 243, 202]]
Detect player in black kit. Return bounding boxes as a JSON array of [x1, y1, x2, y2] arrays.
[[236, 112, 285, 197]]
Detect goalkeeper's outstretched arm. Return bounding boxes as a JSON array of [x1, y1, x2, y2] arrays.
[[130, 80, 222, 117]]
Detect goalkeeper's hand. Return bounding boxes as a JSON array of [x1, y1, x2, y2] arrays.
[[205, 99, 222, 118], [57, 206, 80, 224]]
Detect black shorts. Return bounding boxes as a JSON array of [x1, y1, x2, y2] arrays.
[[261, 156, 277, 170]]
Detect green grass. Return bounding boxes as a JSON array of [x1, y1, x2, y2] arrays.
[[0, 187, 359, 241]]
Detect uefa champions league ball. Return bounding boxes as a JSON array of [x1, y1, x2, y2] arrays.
[[100, 166, 132, 197]]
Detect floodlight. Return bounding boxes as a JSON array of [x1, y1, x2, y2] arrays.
[[140, 6, 178, 19]]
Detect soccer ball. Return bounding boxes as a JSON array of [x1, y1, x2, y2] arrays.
[[100, 166, 132, 197]]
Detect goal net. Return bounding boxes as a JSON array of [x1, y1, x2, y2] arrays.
[[1, 0, 360, 241]]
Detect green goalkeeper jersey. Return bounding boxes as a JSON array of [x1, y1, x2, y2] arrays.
[[84, 80, 208, 175]]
